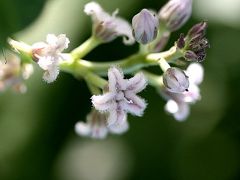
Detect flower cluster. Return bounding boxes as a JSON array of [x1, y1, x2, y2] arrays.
[[177, 22, 210, 62], [5, 0, 209, 139]]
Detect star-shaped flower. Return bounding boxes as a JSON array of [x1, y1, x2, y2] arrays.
[[161, 63, 203, 121], [91, 67, 147, 127], [84, 2, 135, 44], [32, 34, 70, 83]]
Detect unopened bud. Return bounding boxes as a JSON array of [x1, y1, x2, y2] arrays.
[[184, 50, 198, 61], [176, 33, 185, 49], [188, 21, 207, 40], [159, 0, 192, 32], [132, 9, 159, 44], [163, 67, 189, 93]]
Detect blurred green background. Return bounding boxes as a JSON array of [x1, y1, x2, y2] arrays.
[[1, 0, 240, 180]]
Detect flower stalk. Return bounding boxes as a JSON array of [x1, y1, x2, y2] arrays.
[[71, 36, 101, 59]]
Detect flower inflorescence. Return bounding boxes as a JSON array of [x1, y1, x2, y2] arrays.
[[4, 0, 209, 139]]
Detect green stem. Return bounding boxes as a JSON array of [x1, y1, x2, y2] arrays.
[[84, 71, 108, 89], [142, 70, 164, 87], [86, 81, 101, 95], [146, 46, 182, 62], [60, 45, 183, 77], [71, 36, 101, 59]]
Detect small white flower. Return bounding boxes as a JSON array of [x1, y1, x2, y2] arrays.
[[92, 67, 147, 127], [84, 2, 134, 44], [32, 34, 70, 83], [162, 63, 204, 121], [75, 110, 129, 139]]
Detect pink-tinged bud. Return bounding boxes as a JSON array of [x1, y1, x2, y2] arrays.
[[159, 0, 192, 32], [188, 21, 207, 40], [184, 50, 199, 62], [163, 67, 189, 93], [132, 9, 159, 44]]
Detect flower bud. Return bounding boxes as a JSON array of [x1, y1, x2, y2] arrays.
[[184, 50, 198, 62], [132, 9, 159, 44], [159, 0, 192, 32], [187, 21, 207, 40], [163, 67, 189, 93]]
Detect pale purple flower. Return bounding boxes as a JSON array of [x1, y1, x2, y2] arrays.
[[32, 34, 70, 83], [162, 63, 203, 121], [132, 9, 159, 44], [159, 0, 192, 32], [84, 2, 134, 44], [75, 110, 129, 139], [91, 67, 147, 127]]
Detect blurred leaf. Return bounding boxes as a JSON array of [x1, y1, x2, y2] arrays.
[[0, 0, 46, 47]]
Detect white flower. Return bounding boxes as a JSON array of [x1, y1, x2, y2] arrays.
[[84, 2, 134, 44], [162, 63, 204, 121], [75, 110, 129, 139], [91, 67, 147, 127], [32, 34, 70, 83]]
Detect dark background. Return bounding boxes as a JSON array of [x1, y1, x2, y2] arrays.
[[0, 0, 240, 180]]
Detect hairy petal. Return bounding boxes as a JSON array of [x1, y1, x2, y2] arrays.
[[127, 72, 147, 93], [186, 63, 204, 85], [107, 105, 127, 126], [108, 120, 129, 134], [91, 92, 115, 112], [108, 66, 127, 91], [124, 92, 147, 116]]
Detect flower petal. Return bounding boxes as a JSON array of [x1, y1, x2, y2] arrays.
[[75, 122, 91, 136], [114, 17, 135, 45], [108, 66, 126, 91], [186, 63, 204, 85], [42, 65, 59, 83], [91, 92, 115, 112], [165, 99, 189, 121], [108, 120, 129, 134], [107, 105, 127, 126], [127, 72, 147, 93], [173, 102, 190, 121], [124, 92, 147, 116], [183, 83, 201, 103]]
